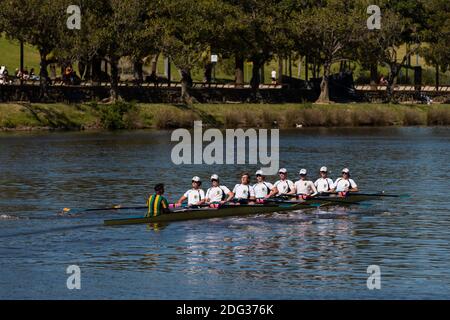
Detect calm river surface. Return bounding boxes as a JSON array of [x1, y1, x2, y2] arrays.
[[0, 127, 449, 299]]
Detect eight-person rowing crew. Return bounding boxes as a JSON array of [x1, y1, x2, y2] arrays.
[[146, 167, 359, 217]]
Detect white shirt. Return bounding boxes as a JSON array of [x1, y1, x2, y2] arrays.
[[314, 178, 335, 193], [273, 180, 295, 195], [294, 180, 318, 196], [183, 189, 205, 206], [206, 186, 231, 202], [271, 71, 277, 78], [233, 184, 255, 199], [253, 182, 274, 199], [334, 178, 358, 192]]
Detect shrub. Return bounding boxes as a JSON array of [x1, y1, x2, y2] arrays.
[[98, 101, 138, 130]]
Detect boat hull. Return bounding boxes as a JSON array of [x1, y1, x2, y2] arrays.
[[104, 203, 307, 226]]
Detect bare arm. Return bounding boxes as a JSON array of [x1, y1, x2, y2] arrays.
[[176, 195, 187, 205]]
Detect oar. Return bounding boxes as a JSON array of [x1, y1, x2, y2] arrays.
[[353, 192, 411, 199], [61, 205, 148, 215]]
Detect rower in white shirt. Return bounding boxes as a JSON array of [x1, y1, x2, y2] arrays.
[[232, 172, 256, 204], [253, 170, 274, 199], [334, 168, 359, 193], [291, 169, 318, 199], [270, 168, 295, 197], [176, 176, 206, 207], [314, 166, 336, 194], [205, 174, 234, 204]]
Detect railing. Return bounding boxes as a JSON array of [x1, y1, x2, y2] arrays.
[[355, 85, 450, 92], [0, 79, 285, 89]]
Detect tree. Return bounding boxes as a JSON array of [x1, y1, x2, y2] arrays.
[[152, 0, 232, 104], [292, 0, 366, 103], [0, 0, 67, 97], [420, 0, 450, 88], [356, 0, 427, 101], [56, 0, 158, 100], [222, 0, 292, 98]]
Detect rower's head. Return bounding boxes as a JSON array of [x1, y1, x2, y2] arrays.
[[278, 168, 288, 180], [210, 174, 220, 187], [154, 183, 165, 195], [192, 176, 202, 189], [341, 168, 350, 179], [241, 172, 251, 185], [299, 169, 307, 180], [255, 170, 265, 182], [320, 166, 328, 178]]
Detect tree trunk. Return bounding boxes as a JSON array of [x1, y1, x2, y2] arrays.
[[151, 53, 159, 75], [250, 59, 263, 101], [370, 63, 378, 89], [234, 55, 244, 87], [133, 59, 144, 84], [435, 64, 440, 91], [278, 56, 283, 85], [180, 68, 193, 105], [110, 56, 120, 102], [204, 63, 213, 84], [39, 49, 49, 100], [316, 62, 331, 104], [305, 56, 309, 81], [78, 60, 86, 80], [92, 56, 102, 83], [387, 64, 400, 102]]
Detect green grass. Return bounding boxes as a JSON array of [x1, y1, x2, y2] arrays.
[[0, 36, 40, 72], [1, 102, 450, 131]]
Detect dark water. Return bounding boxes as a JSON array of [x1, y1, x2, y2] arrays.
[[0, 127, 449, 299]]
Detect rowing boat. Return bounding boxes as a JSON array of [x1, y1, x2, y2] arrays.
[[103, 192, 393, 227], [104, 203, 309, 226]]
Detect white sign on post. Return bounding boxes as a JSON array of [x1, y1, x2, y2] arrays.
[[211, 55, 218, 63]]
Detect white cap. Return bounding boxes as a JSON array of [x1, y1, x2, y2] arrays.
[[192, 176, 201, 182], [342, 168, 350, 174], [299, 169, 307, 175], [255, 170, 264, 176], [278, 168, 287, 174], [210, 174, 219, 181], [320, 166, 328, 172]]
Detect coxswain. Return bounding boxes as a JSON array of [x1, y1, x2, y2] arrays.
[[232, 172, 256, 204], [146, 183, 170, 217], [290, 169, 318, 199], [334, 168, 359, 194], [176, 176, 206, 207], [314, 166, 335, 194], [253, 170, 274, 200], [205, 174, 234, 204]]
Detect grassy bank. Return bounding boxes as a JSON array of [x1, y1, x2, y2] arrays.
[[1, 102, 450, 131]]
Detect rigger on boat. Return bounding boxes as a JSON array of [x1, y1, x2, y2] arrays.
[[102, 167, 405, 226]]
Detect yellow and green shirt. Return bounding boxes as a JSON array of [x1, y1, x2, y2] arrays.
[[146, 194, 169, 217]]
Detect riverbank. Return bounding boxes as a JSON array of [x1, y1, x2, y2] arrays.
[[1, 102, 450, 131]]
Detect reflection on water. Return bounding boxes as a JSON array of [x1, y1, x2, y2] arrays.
[[0, 128, 449, 299]]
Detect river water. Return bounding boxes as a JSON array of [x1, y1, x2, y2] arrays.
[[0, 127, 449, 299]]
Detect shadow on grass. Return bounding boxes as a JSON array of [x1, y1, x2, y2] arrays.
[[172, 103, 223, 128], [20, 103, 81, 130]]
